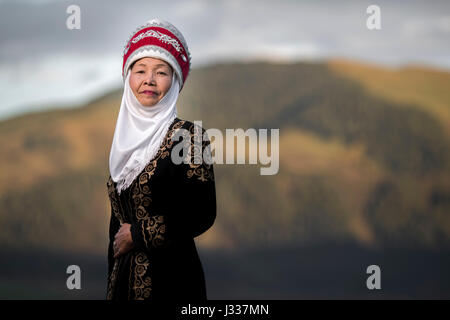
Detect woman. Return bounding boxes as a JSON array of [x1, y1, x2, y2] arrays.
[[106, 19, 216, 300]]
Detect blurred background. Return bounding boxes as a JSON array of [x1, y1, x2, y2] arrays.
[[1, 0, 450, 299]]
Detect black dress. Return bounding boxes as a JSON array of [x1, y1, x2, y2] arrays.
[[106, 117, 216, 300]]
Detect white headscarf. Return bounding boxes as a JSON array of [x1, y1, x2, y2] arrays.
[[109, 70, 179, 194]]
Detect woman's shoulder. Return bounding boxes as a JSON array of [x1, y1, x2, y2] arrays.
[[172, 117, 207, 135]]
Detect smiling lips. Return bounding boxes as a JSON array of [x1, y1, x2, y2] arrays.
[[141, 90, 158, 96]]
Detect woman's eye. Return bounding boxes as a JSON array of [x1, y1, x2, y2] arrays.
[[157, 71, 167, 75], [136, 70, 145, 74]]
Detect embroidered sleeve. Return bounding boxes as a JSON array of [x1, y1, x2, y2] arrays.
[[171, 123, 217, 239], [130, 213, 168, 250]]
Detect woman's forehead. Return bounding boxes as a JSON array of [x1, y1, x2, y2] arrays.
[[134, 57, 170, 68]]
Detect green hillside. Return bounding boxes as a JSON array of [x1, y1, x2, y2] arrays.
[[1, 60, 449, 255]]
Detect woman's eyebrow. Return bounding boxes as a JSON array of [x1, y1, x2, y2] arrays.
[[154, 63, 169, 68]]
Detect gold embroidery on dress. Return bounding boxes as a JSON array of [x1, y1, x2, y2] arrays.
[[133, 252, 152, 300], [106, 259, 119, 300], [107, 176, 124, 224], [185, 123, 215, 182], [145, 215, 166, 247]]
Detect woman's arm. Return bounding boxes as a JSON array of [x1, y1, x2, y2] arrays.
[[172, 123, 216, 239], [129, 122, 217, 251]]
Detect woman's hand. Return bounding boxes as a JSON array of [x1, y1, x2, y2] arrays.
[[113, 223, 134, 258]]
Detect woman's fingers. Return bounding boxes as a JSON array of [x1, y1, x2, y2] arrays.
[[113, 223, 132, 258]]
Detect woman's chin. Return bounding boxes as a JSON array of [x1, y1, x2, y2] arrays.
[[139, 99, 158, 107]]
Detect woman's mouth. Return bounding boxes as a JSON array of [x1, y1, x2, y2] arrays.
[[141, 90, 157, 96]]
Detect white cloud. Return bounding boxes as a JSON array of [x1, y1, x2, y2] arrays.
[[0, 53, 121, 120]]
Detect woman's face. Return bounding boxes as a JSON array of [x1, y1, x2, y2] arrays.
[[129, 57, 173, 107]]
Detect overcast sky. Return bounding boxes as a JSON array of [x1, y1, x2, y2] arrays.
[[0, 0, 449, 120]]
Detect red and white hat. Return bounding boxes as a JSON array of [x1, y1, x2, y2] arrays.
[[122, 19, 191, 90]]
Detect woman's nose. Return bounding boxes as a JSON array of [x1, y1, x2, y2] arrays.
[[144, 72, 156, 85]]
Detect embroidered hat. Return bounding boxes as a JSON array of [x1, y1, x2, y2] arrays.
[[122, 19, 191, 90]]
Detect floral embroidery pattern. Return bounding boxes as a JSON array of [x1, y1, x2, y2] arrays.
[[133, 253, 152, 300], [124, 29, 183, 56], [107, 176, 124, 224], [185, 123, 215, 182]]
